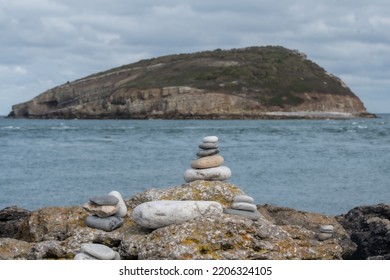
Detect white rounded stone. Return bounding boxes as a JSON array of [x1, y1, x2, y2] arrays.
[[184, 166, 231, 182], [320, 225, 335, 233], [108, 190, 127, 217], [203, 136, 218, 143], [74, 252, 98, 260], [81, 243, 116, 260], [233, 195, 254, 204], [132, 200, 223, 229], [232, 202, 257, 212]]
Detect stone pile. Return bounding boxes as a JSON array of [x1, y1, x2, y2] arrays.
[[223, 195, 261, 221], [83, 190, 127, 232], [317, 224, 335, 241], [74, 243, 120, 260], [184, 136, 231, 182]]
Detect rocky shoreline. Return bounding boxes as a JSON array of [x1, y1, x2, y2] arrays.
[[1, 180, 389, 260]]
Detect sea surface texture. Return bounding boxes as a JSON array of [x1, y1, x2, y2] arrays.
[[1, 115, 389, 215]]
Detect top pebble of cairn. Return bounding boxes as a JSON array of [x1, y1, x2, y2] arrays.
[[184, 136, 231, 182]]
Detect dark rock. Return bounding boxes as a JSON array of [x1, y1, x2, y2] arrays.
[[0, 206, 30, 238], [336, 203, 390, 259], [90, 195, 119, 206]]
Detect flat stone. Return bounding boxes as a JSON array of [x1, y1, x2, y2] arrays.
[[320, 225, 335, 233], [199, 142, 218, 150], [196, 148, 219, 157], [108, 191, 127, 217], [86, 215, 123, 232], [223, 208, 261, 221], [233, 195, 254, 204], [317, 232, 333, 241], [83, 202, 119, 218], [74, 252, 99, 260], [184, 166, 231, 182], [191, 155, 224, 169], [132, 200, 223, 229], [81, 243, 116, 260], [232, 202, 257, 212], [202, 136, 218, 143], [89, 195, 119, 206]]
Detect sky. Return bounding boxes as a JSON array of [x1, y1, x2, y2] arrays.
[[1, 0, 389, 115]]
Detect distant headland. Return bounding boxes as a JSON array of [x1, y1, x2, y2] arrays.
[[8, 46, 375, 119]]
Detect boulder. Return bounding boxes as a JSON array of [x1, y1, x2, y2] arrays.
[[0, 206, 30, 238]]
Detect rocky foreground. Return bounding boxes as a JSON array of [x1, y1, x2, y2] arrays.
[[1, 181, 389, 260]]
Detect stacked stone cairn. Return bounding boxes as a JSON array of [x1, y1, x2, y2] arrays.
[[74, 243, 120, 260], [317, 225, 335, 241], [83, 190, 127, 232], [184, 136, 231, 182], [223, 195, 261, 221]]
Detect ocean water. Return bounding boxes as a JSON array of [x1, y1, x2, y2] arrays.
[[0, 115, 389, 215]]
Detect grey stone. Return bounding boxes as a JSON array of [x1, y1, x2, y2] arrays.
[[86, 215, 123, 232], [223, 208, 261, 221], [202, 136, 218, 143], [90, 195, 119, 206], [320, 225, 335, 233], [184, 166, 231, 182], [191, 155, 224, 169], [317, 232, 333, 241], [196, 148, 219, 157], [132, 200, 223, 229], [74, 252, 99, 260], [108, 191, 127, 217], [199, 142, 218, 149], [114, 251, 121, 260], [233, 195, 254, 204], [83, 202, 119, 218], [232, 202, 257, 212], [81, 243, 116, 260]]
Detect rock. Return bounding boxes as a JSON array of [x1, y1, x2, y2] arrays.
[[232, 202, 257, 212], [196, 149, 219, 157], [191, 155, 224, 169], [86, 215, 123, 232], [90, 195, 119, 206], [81, 243, 116, 260], [320, 225, 335, 233], [27, 240, 67, 260], [83, 202, 119, 218], [233, 195, 254, 204], [0, 238, 33, 260], [336, 203, 390, 260], [318, 232, 333, 241], [74, 252, 98, 260], [0, 206, 30, 239], [199, 142, 218, 149], [184, 166, 231, 182], [132, 200, 223, 229], [108, 191, 127, 217], [223, 208, 261, 221], [203, 136, 218, 143]]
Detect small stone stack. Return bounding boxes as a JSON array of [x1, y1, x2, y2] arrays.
[[83, 190, 127, 232], [223, 195, 261, 221], [317, 225, 335, 241], [74, 243, 120, 260], [184, 136, 231, 182]]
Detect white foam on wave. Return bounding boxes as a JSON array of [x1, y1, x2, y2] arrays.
[[2, 126, 21, 130]]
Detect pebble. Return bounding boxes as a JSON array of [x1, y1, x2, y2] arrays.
[[203, 136, 218, 143], [320, 225, 335, 233], [317, 232, 333, 241], [223, 208, 261, 221], [184, 166, 231, 182], [74, 252, 99, 260], [90, 195, 119, 206], [81, 243, 116, 260], [199, 142, 218, 150], [232, 202, 257, 212], [132, 200, 223, 229], [86, 215, 124, 232], [191, 155, 224, 169], [83, 202, 119, 218], [196, 148, 219, 157], [233, 195, 254, 204], [108, 191, 127, 217]]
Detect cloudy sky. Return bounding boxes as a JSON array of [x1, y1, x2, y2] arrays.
[[1, 0, 389, 115]]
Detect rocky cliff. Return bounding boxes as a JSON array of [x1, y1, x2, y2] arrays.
[[8, 46, 374, 119], [1, 180, 389, 260]]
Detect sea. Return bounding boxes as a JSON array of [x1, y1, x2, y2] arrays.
[[0, 115, 389, 215]]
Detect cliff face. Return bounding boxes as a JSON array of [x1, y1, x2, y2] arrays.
[[9, 46, 373, 119]]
